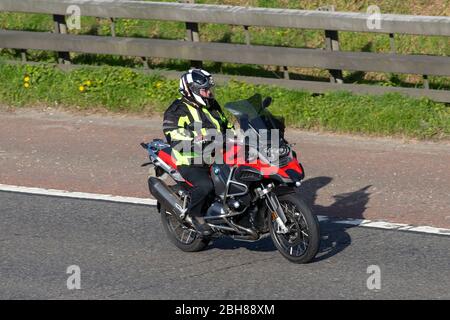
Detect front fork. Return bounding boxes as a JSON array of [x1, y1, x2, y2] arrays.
[[257, 184, 289, 234]]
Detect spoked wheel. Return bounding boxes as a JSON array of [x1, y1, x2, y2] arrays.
[[160, 206, 210, 252], [269, 193, 320, 263]]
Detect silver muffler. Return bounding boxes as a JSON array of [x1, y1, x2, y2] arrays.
[[148, 177, 186, 217]]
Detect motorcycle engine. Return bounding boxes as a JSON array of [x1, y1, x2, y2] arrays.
[[233, 203, 268, 233]]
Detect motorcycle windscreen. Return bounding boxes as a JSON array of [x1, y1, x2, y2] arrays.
[[224, 93, 285, 135]]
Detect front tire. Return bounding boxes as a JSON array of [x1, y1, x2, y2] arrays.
[[160, 205, 210, 252], [269, 193, 320, 263]]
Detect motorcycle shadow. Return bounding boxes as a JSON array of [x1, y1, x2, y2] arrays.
[[208, 177, 372, 262], [302, 176, 372, 262], [314, 220, 353, 262], [208, 235, 277, 252], [207, 222, 354, 261]]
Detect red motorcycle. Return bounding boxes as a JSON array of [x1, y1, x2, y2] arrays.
[[141, 94, 320, 263]]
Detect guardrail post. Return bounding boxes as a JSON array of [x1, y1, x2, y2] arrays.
[[142, 57, 149, 69], [20, 49, 27, 62], [53, 14, 71, 64], [320, 6, 343, 84], [244, 25, 251, 45], [110, 18, 116, 37], [180, 0, 203, 68], [389, 33, 396, 53], [423, 75, 430, 90], [324, 30, 343, 84], [283, 66, 289, 80], [325, 31, 343, 84]]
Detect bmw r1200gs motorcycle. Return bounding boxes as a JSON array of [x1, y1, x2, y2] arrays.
[[141, 94, 320, 263]]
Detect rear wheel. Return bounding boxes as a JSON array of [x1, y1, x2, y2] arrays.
[[160, 205, 210, 252], [269, 193, 320, 263]]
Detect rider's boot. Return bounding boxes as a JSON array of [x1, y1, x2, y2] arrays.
[[190, 216, 213, 237]]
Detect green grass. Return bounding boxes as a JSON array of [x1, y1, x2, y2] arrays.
[[1, 62, 448, 140]]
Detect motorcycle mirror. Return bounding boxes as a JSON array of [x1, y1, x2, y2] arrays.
[[262, 96, 272, 109]]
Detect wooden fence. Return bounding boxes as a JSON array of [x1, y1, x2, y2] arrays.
[[0, 0, 449, 102]]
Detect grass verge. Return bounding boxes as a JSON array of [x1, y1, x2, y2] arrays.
[[1, 62, 449, 140]]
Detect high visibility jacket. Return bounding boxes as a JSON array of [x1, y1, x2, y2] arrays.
[[162, 98, 234, 166]]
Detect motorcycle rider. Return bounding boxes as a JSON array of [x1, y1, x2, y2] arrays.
[[162, 69, 234, 236]]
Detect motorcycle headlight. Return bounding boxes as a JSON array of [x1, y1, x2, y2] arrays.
[[278, 145, 290, 157], [264, 145, 290, 161]]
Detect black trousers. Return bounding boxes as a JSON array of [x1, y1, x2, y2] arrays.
[[178, 165, 214, 217]]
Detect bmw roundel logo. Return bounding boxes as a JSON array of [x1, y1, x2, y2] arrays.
[[214, 168, 220, 175]]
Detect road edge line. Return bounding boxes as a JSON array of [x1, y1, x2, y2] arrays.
[[1, 184, 449, 236], [0, 183, 157, 206]]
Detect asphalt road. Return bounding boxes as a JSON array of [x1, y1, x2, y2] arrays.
[[1, 108, 450, 228], [0, 191, 448, 300]]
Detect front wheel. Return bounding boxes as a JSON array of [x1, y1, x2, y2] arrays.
[[269, 193, 320, 263]]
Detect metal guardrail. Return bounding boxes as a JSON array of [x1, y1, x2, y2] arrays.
[[0, 0, 449, 102]]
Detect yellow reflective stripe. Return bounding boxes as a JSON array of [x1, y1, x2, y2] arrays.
[[171, 148, 190, 166], [178, 106, 199, 136], [202, 108, 221, 132], [184, 103, 206, 136], [218, 112, 227, 123], [171, 150, 200, 166], [217, 111, 234, 131], [167, 129, 193, 141], [178, 115, 190, 128], [185, 104, 200, 122]]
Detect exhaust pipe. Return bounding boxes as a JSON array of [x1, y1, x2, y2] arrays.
[[148, 177, 186, 217], [229, 220, 260, 241]]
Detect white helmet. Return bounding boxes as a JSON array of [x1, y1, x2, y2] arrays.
[[179, 69, 215, 107]]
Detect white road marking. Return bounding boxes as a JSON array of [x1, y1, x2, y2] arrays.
[[329, 217, 450, 236], [0, 184, 157, 206], [0, 184, 448, 236]]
